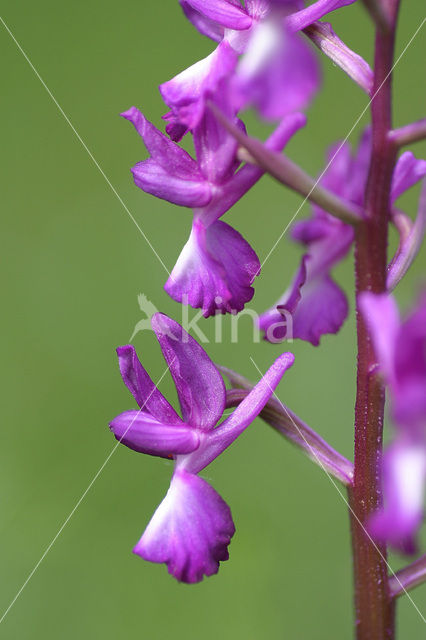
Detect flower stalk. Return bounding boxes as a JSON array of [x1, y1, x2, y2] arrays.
[[349, 2, 400, 638], [389, 554, 426, 598]]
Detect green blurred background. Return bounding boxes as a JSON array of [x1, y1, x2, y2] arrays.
[[1, 1, 425, 638]]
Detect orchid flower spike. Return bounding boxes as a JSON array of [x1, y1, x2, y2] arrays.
[[109, 313, 294, 582]]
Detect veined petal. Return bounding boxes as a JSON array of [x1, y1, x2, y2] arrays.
[[165, 219, 260, 317], [184, 0, 252, 30], [116, 345, 182, 425], [151, 313, 226, 430], [304, 22, 373, 95], [193, 96, 241, 184], [122, 107, 200, 178], [368, 442, 426, 554], [134, 469, 235, 583], [109, 411, 199, 457], [286, 0, 356, 32], [359, 292, 400, 386], [391, 152, 426, 203], [180, 1, 225, 42], [130, 158, 211, 207], [185, 352, 295, 473], [122, 107, 211, 207]]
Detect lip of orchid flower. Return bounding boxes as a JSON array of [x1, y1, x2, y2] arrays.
[[109, 313, 295, 582]]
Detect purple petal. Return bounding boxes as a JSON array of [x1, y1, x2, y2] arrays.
[[199, 111, 306, 226], [387, 182, 426, 290], [193, 95, 241, 184], [109, 411, 199, 457], [258, 257, 307, 343], [122, 107, 200, 177], [151, 313, 226, 430], [185, 352, 295, 473], [304, 22, 373, 95], [131, 158, 212, 207], [184, 0, 252, 30], [283, 271, 348, 346], [180, 1, 225, 42], [134, 468, 235, 583], [261, 223, 352, 345], [236, 22, 320, 120], [122, 107, 211, 207], [393, 294, 426, 429], [286, 0, 357, 32], [359, 293, 400, 385], [368, 442, 426, 554], [160, 41, 238, 132], [116, 345, 182, 425], [391, 152, 426, 203], [165, 219, 260, 317]]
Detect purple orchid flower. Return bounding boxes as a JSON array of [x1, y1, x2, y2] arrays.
[[109, 313, 294, 582], [122, 105, 306, 316], [259, 130, 426, 346], [360, 293, 426, 553]]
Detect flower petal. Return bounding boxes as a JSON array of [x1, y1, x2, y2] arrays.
[[260, 222, 352, 345], [368, 442, 426, 554], [116, 345, 182, 425], [184, 0, 252, 30], [185, 352, 295, 473], [236, 21, 320, 120], [199, 111, 306, 226], [304, 22, 373, 95], [285, 0, 357, 32], [134, 469, 235, 583], [109, 411, 199, 457], [165, 219, 260, 317], [359, 292, 400, 385], [283, 271, 348, 346], [151, 313, 226, 430], [393, 293, 426, 429], [391, 151, 426, 203], [387, 182, 426, 291], [160, 41, 238, 133], [180, 1, 225, 42], [122, 107, 211, 207], [130, 158, 212, 207]]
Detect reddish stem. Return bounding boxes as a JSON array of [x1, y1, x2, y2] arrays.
[[348, 2, 400, 638]]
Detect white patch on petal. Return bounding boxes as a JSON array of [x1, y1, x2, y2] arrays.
[[238, 19, 282, 78]]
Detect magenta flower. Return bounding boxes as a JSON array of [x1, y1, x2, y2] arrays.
[[360, 293, 426, 552], [109, 313, 294, 582], [259, 130, 426, 345], [122, 105, 305, 316]]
